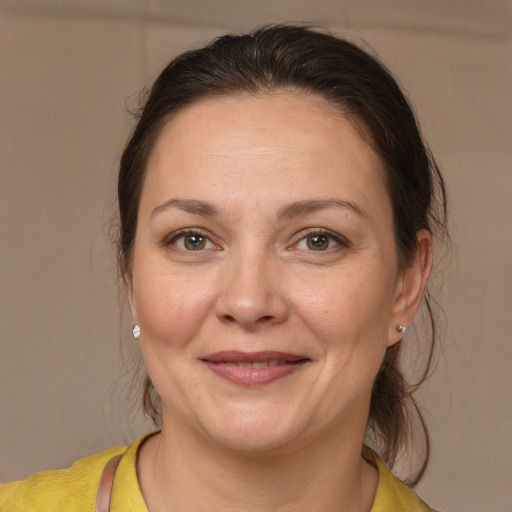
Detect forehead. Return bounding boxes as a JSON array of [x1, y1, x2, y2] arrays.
[[142, 91, 391, 220]]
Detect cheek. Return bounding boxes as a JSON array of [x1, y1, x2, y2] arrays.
[[292, 266, 396, 343], [280, 276, 393, 428], [133, 271, 217, 413], [292, 264, 397, 395], [134, 268, 217, 349]]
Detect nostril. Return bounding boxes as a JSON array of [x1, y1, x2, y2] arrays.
[[216, 286, 289, 328], [221, 313, 275, 325]]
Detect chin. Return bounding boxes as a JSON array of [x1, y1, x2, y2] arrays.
[[209, 427, 300, 455], [196, 405, 307, 455]]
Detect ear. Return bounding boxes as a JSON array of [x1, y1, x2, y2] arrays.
[[128, 286, 138, 325], [123, 266, 139, 326], [387, 230, 433, 347]]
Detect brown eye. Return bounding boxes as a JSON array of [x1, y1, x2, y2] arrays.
[[295, 230, 346, 252], [172, 232, 215, 251], [306, 235, 330, 251], [184, 234, 206, 250]]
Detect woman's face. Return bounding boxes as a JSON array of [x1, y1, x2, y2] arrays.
[[130, 91, 426, 452]]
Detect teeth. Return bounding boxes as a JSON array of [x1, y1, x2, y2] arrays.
[[236, 360, 287, 368]]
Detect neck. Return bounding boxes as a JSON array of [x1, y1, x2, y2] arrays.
[[137, 417, 378, 512]]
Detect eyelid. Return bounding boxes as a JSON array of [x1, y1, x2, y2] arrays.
[[164, 228, 220, 250], [162, 227, 348, 251], [291, 228, 350, 250]]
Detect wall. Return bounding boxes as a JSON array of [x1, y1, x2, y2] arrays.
[[1, 1, 511, 510]]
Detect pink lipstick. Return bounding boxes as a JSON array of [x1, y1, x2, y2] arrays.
[[201, 351, 310, 386]]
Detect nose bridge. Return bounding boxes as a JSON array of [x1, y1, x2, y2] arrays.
[[216, 241, 287, 329]]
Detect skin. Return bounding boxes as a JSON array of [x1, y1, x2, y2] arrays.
[[128, 91, 432, 511]]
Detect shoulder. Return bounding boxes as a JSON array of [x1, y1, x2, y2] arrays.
[[370, 454, 441, 512], [0, 445, 126, 512]]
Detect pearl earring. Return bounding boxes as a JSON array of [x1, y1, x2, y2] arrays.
[[132, 325, 141, 341], [396, 325, 407, 334]]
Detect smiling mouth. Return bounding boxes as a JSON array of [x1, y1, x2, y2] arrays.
[[224, 359, 298, 368], [201, 351, 310, 386]]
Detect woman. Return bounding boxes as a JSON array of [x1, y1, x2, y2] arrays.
[[1, 25, 446, 511]]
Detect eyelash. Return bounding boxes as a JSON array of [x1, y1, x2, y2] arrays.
[[164, 228, 349, 253], [165, 228, 218, 252], [293, 229, 350, 252]]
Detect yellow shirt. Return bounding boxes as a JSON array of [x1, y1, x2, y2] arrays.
[[0, 434, 439, 511]]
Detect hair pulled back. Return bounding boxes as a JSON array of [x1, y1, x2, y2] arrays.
[[118, 24, 447, 485]]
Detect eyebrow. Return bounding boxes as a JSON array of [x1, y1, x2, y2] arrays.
[[151, 197, 367, 220], [277, 199, 367, 220], [151, 198, 220, 218]]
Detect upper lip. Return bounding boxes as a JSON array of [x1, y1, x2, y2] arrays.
[[201, 351, 309, 363]]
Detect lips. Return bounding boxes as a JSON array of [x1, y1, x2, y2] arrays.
[[201, 351, 310, 386]]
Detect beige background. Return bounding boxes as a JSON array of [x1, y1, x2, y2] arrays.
[[1, 1, 511, 511]]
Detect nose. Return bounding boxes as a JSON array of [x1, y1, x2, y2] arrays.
[[215, 249, 289, 330]]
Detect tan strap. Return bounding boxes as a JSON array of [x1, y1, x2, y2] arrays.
[[95, 455, 122, 512]]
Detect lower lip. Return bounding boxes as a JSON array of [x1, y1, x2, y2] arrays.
[[203, 361, 306, 386]]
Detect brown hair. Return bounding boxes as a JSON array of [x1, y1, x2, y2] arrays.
[[117, 24, 447, 484]]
